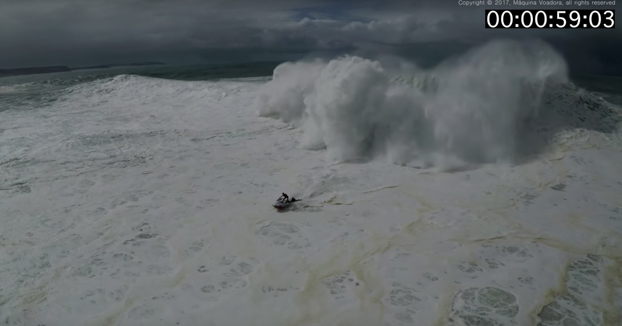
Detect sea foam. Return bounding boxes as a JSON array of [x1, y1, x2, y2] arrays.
[[1, 54, 621, 326]]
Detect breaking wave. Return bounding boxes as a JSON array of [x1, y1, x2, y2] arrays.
[[254, 39, 621, 170]]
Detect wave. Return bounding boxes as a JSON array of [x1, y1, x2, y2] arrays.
[[255, 39, 621, 170], [0, 74, 122, 113], [56, 74, 260, 112]]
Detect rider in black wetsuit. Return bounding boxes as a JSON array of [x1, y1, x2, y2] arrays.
[[278, 193, 298, 203]]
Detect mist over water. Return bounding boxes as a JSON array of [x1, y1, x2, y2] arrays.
[[255, 39, 575, 170]]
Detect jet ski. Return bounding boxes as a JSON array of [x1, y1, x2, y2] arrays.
[[273, 193, 300, 210]]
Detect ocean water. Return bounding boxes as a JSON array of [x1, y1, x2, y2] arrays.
[[1, 40, 621, 326]]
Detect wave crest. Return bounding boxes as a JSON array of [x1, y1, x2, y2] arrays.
[[254, 39, 618, 169]]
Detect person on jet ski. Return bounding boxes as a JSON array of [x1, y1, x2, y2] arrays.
[[278, 193, 298, 203]]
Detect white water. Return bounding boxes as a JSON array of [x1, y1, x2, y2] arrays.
[[1, 40, 622, 326], [255, 40, 585, 170]]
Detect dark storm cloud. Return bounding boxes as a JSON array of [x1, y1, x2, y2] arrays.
[[0, 0, 620, 75]]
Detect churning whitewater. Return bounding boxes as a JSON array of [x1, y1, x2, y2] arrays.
[[255, 40, 619, 170], [0, 39, 621, 326]]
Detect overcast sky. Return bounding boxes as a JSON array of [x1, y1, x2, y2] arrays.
[[1, 0, 620, 75]]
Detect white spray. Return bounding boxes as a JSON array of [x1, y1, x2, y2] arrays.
[[255, 39, 570, 169]]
